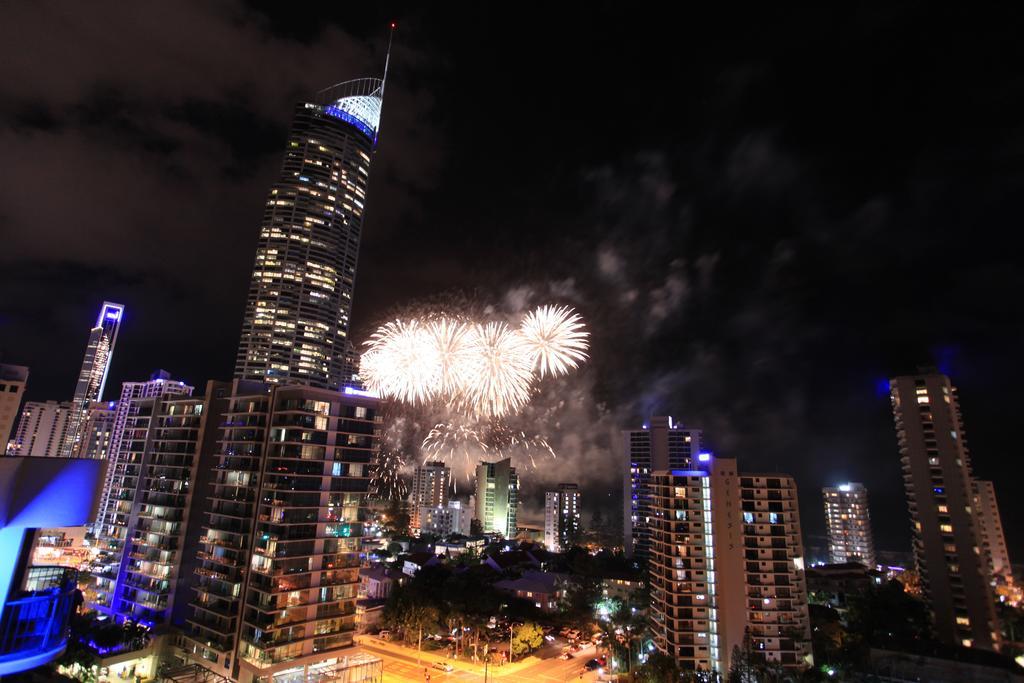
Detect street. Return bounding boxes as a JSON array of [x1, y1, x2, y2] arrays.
[[355, 637, 603, 683]]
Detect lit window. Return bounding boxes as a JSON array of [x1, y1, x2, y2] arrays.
[[940, 524, 954, 533]]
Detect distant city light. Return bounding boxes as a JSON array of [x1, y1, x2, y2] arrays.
[[698, 453, 711, 463]]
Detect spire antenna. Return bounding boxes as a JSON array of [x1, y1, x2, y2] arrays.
[[381, 22, 396, 99]]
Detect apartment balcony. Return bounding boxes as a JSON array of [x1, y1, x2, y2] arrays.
[[0, 568, 78, 676]]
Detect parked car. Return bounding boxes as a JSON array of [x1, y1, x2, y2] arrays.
[[559, 652, 574, 661], [378, 630, 392, 641], [432, 663, 454, 672]]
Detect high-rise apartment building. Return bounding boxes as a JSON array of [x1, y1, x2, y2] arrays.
[[475, 458, 518, 538], [624, 416, 701, 558], [822, 482, 876, 568], [0, 364, 28, 451], [544, 483, 581, 552], [61, 302, 124, 457], [234, 78, 388, 390], [92, 379, 231, 627], [7, 400, 73, 457], [890, 372, 999, 650], [648, 456, 812, 676], [181, 382, 380, 683], [72, 400, 117, 459], [409, 462, 450, 531], [972, 480, 1011, 579], [95, 372, 194, 535]]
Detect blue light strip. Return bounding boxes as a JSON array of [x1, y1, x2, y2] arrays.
[[324, 106, 375, 140]]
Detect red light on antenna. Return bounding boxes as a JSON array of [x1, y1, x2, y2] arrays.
[[390, 21, 396, 29]]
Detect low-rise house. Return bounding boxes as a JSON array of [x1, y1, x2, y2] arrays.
[[402, 552, 440, 577], [806, 562, 885, 611], [360, 566, 404, 600], [494, 570, 568, 612], [356, 598, 387, 633]]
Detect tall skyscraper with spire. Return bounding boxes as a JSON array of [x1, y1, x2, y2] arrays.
[[233, 67, 390, 390], [61, 301, 124, 457]]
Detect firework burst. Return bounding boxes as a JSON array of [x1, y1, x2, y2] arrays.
[[361, 305, 589, 420], [518, 304, 589, 378], [459, 321, 534, 418], [361, 320, 440, 406]]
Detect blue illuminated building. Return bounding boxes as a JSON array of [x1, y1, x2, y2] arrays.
[[61, 301, 124, 457], [0, 457, 106, 675]]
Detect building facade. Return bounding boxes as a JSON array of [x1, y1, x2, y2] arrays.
[[92, 381, 228, 628], [409, 461, 450, 532], [889, 372, 999, 650], [822, 482, 876, 568], [0, 364, 28, 453], [624, 416, 701, 558], [475, 458, 518, 538], [972, 480, 1012, 579], [180, 382, 380, 683], [544, 483, 580, 552], [234, 80, 386, 390], [72, 400, 117, 460], [7, 401, 72, 457], [61, 302, 124, 457], [418, 500, 470, 537], [648, 456, 812, 677], [94, 373, 194, 543]]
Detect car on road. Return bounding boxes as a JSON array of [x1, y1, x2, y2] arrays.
[[584, 659, 601, 671], [431, 663, 454, 672], [558, 652, 573, 660]]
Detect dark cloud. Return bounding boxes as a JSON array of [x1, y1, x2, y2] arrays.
[[2, 3, 1023, 560]]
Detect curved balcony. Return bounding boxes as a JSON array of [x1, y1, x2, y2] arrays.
[[0, 567, 78, 675]]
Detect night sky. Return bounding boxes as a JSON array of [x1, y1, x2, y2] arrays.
[[2, 4, 1022, 559]]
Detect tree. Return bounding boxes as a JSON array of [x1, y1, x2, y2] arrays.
[[383, 499, 410, 535], [635, 652, 679, 683], [845, 580, 932, 652], [510, 622, 544, 658], [727, 628, 765, 683], [560, 573, 601, 629]]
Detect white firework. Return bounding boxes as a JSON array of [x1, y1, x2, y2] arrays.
[[518, 305, 589, 378], [361, 320, 441, 405], [428, 317, 475, 397], [421, 421, 487, 464], [460, 321, 534, 419]]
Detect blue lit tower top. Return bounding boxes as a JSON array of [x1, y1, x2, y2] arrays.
[[234, 32, 394, 390], [60, 301, 124, 457], [314, 78, 385, 144]]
